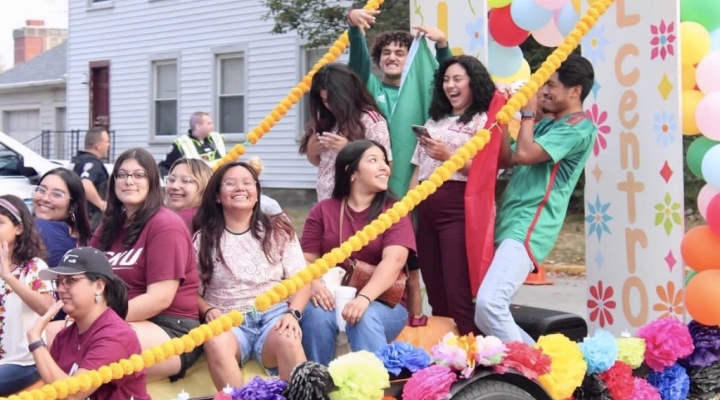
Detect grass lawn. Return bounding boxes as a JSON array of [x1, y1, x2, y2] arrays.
[[283, 206, 705, 266]]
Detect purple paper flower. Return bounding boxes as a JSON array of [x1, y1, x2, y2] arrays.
[[683, 321, 720, 368], [233, 376, 287, 400], [375, 341, 431, 376]]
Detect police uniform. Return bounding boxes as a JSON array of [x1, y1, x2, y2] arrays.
[[71, 150, 109, 229], [158, 132, 227, 176]]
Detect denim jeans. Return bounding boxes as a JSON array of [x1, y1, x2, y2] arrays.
[[301, 301, 408, 365], [474, 239, 536, 344], [232, 303, 287, 376], [0, 364, 40, 396]]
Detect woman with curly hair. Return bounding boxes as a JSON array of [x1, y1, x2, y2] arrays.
[[409, 55, 497, 335], [298, 63, 392, 201]]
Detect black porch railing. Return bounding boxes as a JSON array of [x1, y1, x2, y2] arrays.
[[23, 130, 117, 162]]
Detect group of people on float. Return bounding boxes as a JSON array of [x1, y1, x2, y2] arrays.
[[0, 7, 597, 399]]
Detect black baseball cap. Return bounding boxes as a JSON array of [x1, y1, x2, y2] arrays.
[[39, 247, 114, 281]]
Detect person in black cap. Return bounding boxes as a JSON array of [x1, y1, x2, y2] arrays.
[[27, 247, 150, 400]]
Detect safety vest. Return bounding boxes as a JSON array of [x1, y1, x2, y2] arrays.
[[175, 133, 227, 160]]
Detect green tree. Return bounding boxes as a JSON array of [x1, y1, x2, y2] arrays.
[[262, 0, 410, 48]]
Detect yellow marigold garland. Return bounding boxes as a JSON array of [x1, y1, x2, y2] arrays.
[[5, 1, 614, 399], [212, 0, 387, 171]]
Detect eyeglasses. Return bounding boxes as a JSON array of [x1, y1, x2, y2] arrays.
[[164, 175, 197, 186], [116, 171, 148, 181], [51, 275, 88, 291], [221, 179, 256, 191], [32, 186, 71, 201]]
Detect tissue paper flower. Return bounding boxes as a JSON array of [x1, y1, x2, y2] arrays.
[[580, 329, 619, 374], [535, 334, 588, 400], [647, 363, 690, 400], [402, 365, 457, 400], [233, 377, 287, 400], [328, 351, 390, 400], [686, 360, 720, 396], [375, 342, 431, 376], [572, 374, 611, 400], [493, 341, 551, 380], [684, 320, 720, 368], [616, 336, 646, 369], [629, 377, 661, 400], [431, 332, 477, 378], [637, 317, 694, 371], [283, 361, 336, 400], [598, 361, 634, 400], [474, 335, 507, 366]]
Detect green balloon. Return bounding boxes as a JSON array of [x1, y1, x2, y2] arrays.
[[681, 0, 720, 31], [685, 269, 698, 286], [687, 137, 720, 179]]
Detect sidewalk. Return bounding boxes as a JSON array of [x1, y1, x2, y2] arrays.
[[544, 264, 586, 276]]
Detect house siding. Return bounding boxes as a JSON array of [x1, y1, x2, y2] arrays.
[[0, 86, 67, 157], [67, 0, 323, 189]]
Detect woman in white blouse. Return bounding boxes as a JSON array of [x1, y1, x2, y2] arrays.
[[193, 161, 311, 388]]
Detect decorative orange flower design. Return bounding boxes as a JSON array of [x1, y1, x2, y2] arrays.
[[653, 281, 684, 319]]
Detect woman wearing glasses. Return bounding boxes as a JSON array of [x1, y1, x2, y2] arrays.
[[87, 148, 202, 383], [29, 247, 150, 400], [164, 158, 213, 232], [0, 195, 52, 396], [31, 168, 93, 268]]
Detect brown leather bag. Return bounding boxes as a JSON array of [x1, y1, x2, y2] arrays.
[[338, 199, 408, 308]]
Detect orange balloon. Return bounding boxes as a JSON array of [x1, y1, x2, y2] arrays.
[[681, 226, 720, 271], [684, 269, 720, 326]]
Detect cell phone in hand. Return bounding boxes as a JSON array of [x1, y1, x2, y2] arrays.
[[411, 125, 432, 139]]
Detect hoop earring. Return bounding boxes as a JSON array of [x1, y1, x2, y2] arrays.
[[70, 212, 76, 223], [95, 293, 102, 303]]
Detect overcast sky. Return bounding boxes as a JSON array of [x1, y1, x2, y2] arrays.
[[0, 0, 68, 70]]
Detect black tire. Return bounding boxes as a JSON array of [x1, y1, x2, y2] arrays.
[[452, 379, 536, 400]]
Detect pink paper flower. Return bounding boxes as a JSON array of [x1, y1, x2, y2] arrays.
[[402, 365, 457, 400], [636, 317, 694, 371]]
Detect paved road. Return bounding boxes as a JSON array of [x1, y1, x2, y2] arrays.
[[514, 276, 588, 320]]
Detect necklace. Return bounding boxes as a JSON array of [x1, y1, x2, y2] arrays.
[[0, 264, 22, 360]]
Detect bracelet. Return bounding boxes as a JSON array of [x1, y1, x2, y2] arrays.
[[357, 293, 372, 304], [203, 308, 217, 321], [28, 338, 46, 353]]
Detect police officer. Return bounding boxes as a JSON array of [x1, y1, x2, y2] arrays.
[[71, 126, 110, 229], [158, 111, 227, 176]]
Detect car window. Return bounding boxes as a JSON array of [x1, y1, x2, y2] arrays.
[[0, 142, 22, 176]]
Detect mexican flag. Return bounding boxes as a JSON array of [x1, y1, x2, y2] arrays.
[[388, 37, 439, 197]]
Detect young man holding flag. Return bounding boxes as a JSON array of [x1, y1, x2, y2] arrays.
[[346, 9, 452, 325]]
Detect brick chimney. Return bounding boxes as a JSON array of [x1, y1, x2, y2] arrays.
[[13, 20, 68, 66]]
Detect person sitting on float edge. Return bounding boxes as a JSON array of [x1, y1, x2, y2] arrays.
[[164, 158, 213, 233], [29, 247, 149, 400], [158, 112, 227, 176]]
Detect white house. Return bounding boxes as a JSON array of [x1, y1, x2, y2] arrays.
[[67, 0, 340, 189]]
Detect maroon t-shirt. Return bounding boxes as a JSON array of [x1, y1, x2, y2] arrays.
[[301, 198, 417, 272], [90, 207, 200, 319], [50, 308, 150, 400], [176, 207, 198, 233]]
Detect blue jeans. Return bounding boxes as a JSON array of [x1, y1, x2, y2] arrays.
[[474, 239, 535, 344], [301, 300, 408, 365], [0, 364, 40, 396], [233, 303, 287, 376]]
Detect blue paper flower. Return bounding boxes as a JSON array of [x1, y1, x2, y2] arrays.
[[647, 363, 690, 400], [233, 376, 287, 400], [580, 329, 619, 374], [375, 341, 432, 376]]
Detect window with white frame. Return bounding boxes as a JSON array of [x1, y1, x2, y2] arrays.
[[153, 61, 178, 136], [217, 53, 245, 134], [299, 46, 329, 136]]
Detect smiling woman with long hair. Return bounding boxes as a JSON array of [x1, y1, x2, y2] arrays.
[[298, 63, 393, 201], [86, 148, 201, 383], [164, 158, 213, 232], [193, 161, 310, 387]]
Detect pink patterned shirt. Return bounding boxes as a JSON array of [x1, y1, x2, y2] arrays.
[[316, 110, 392, 201], [411, 113, 489, 182], [194, 230, 306, 312]]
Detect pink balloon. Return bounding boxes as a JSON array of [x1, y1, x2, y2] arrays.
[[708, 194, 720, 236], [699, 184, 720, 220], [696, 50, 720, 94], [532, 16, 565, 47], [696, 92, 720, 140], [535, 0, 570, 10]]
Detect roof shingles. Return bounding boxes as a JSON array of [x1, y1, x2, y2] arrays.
[[0, 41, 67, 86]]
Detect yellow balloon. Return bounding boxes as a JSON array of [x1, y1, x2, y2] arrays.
[[681, 22, 711, 66], [572, 0, 581, 12], [682, 64, 697, 91], [682, 89, 705, 135], [493, 59, 531, 83]]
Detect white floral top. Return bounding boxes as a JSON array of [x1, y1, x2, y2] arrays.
[[316, 110, 393, 201], [194, 230, 306, 312], [411, 113, 488, 182]]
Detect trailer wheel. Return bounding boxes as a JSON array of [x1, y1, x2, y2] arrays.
[[452, 378, 535, 400]]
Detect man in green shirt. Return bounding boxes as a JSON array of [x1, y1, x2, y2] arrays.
[[474, 54, 596, 343]]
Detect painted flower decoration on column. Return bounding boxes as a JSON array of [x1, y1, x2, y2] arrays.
[[586, 104, 611, 156], [650, 20, 676, 61], [653, 281, 684, 319], [585, 195, 613, 241], [654, 193, 682, 235], [588, 280, 616, 328], [653, 110, 678, 148]]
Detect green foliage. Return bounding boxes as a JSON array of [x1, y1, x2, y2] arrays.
[[262, 0, 410, 49]]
